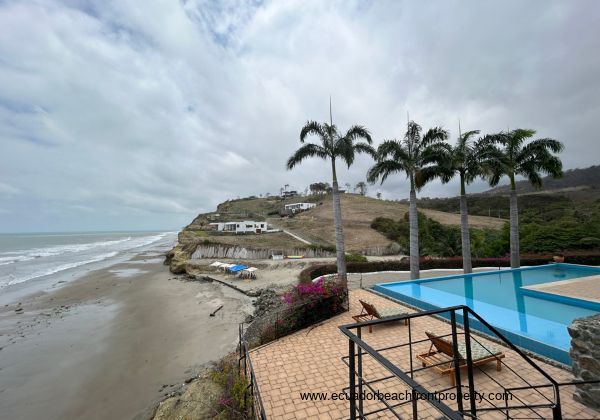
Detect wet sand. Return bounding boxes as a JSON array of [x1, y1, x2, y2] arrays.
[[0, 254, 253, 420]]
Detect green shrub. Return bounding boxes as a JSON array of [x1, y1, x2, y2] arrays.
[[298, 254, 600, 282], [416, 193, 600, 254], [210, 354, 251, 419], [345, 252, 367, 263]]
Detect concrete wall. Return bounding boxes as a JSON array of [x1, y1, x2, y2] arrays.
[[568, 314, 600, 410]]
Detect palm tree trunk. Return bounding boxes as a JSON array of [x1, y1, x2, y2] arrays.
[[331, 159, 347, 283], [459, 176, 472, 274], [509, 180, 520, 268], [408, 181, 419, 280]]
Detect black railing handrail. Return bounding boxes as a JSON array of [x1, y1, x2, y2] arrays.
[[238, 323, 267, 420], [340, 304, 559, 387], [339, 321, 464, 420], [338, 304, 585, 419]]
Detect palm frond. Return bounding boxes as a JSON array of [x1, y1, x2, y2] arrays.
[[459, 130, 480, 150], [418, 165, 453, 187], [420, 142, 452, 166], [405, 121, 422, 144], [344, 125, 373, 144], [354, 142, 378, 159], [334, 137, 356, 168], [519, 138, 564, 157], [367, 160, 406, 184], [421, 126, 449, 148], [300, 121, 326, 144], [286, 143, 328, 170], [377, 140, 411, 164]]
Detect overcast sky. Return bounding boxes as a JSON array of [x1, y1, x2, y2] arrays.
[[1, 0, 599, 232]]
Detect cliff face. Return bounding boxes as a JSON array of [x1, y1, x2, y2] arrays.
[[164, 229, 330, 274]]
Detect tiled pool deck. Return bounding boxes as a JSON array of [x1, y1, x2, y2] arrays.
[[249, 289, 599, 419], [524, 275, 600, 303]]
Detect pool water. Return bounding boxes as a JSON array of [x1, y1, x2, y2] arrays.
[[373, 263, 600, 364]]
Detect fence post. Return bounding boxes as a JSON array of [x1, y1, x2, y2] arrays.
[[357, 326, 364, 416], [450, 310, 464, 414], [349, 339, 357, 420], [552, 387, 563, 420], [462, 307, 477, 417], [408, 318, 414, 379]]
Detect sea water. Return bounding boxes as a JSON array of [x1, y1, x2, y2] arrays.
[[0, 231, 177, 295]]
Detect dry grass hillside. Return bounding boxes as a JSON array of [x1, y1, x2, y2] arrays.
[[268, 194, 505, 252]]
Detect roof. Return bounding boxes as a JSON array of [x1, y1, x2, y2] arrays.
[[228, 264, 249, 272]]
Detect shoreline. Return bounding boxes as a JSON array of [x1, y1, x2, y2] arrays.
[[0, 249, 254, 420]]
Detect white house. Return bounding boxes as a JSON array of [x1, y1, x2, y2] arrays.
[[210, 221, 267, 234], [284, 202, 316, 213]]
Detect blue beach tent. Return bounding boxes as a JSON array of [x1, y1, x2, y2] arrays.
[[228, 264, 248, 273]]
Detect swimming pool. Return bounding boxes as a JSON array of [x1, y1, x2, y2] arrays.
[[373, 263, 600, 365]]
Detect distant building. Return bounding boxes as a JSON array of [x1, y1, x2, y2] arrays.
[[284, 202, 316, 213], [210, 221, 267, 234], [281, 190, 298, 198]]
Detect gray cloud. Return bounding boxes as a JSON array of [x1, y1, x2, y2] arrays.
[[0, 0, 599, 232]]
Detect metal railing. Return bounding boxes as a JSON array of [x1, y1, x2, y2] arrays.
[[238, 323, 267, 420], [339, 305, 600, 419]]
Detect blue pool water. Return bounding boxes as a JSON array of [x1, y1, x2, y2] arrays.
[[373, 263, 600, 365]]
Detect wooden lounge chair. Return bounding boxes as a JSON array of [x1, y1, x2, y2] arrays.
[[417, 331, 505, 385], [352, 299, 408, 333]]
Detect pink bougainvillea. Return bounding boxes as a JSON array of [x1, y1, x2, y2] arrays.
[[283, 277, 341, 306]]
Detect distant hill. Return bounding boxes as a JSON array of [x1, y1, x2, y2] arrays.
[[269, 194, 504, 252], [182, 193, 504, 254], [415, 165, 600, 254], [483, 165, 600, 199]]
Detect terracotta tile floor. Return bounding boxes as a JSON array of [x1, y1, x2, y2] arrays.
[[249, 289, 600, 419], [524, 275, 600, 303]]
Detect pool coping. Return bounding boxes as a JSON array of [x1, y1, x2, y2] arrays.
[[372, 263, 600, 366]]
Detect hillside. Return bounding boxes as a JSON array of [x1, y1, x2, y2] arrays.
[[270, 194, 505, 252], [176, 193, 504, 256], [416, 165, 600, 254], [483, 165, 600, 199]]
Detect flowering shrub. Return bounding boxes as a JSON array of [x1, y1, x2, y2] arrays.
[[209, 353, 250, 419], [283, 276, 342, 306], [255, 277, 348, 346]]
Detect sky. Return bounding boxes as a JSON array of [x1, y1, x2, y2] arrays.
[[1, 0, 599, 232]]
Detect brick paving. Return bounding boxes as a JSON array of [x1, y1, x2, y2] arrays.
[[249, 289, 600, 419]]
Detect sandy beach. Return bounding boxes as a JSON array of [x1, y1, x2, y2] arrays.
[[0, 251, 254, 420]]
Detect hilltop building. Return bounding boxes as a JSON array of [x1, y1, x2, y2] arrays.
[[281, 190, 298, 198], [284, 202, 316, 213], [210, 221, 267, 234]]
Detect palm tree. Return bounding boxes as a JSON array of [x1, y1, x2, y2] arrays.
[[420, 127, 482, 273], [286, 110, 374, 283], [481, 129, 563, 268], [367, 121, 448, 279]]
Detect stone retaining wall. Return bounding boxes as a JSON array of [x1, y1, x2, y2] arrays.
[[568, 314, 600, 409]]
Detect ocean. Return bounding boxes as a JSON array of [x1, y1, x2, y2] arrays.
[[0, 231, 177, 294]]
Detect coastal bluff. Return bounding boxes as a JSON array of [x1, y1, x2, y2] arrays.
[[164, 193, 502, 275]]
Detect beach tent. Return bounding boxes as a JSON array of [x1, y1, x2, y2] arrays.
[[239, 266, 258, 280], [209, 261, 223, 267], [228, 264, 249, 273], [220, 263, 235, 271]]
